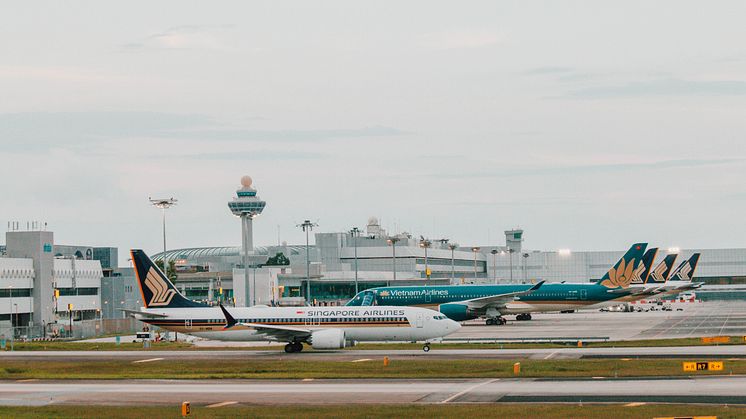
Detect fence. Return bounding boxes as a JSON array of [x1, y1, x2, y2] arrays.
[[1, 318, 144, 341]]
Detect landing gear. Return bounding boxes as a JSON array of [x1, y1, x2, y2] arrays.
[[485, 317, 507, 326], [516, 313, 532, 321], [284, 342, 304, 353], [423, 343, 431, 352]]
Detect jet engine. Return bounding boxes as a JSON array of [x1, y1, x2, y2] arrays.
[[439, 303, 477, 322], [310, 328, 346, 349]]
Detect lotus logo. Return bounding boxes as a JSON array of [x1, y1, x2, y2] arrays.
[[600, 258, 636, 288], [144, 267, 176, 307], [378, 291, 390, 297]]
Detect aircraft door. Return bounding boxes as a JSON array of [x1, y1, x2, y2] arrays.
[[416, 313, 424, 328], [185, 319, 193, 329], [580, 289, 587, 300], [425, 292, 432, 304]]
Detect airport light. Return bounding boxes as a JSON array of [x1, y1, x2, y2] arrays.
[[298, 220, 318, 305], [387, 237, 400, 285], [491, 249, 498, 284], [522, 253, 529, 283], [471, 247, 480, 280], [448, 243, 458, 283], [148, 197, 177, 265], [419, 239, 432, 280], [506, 247, 514, 283], [350, 227, 361, 294]]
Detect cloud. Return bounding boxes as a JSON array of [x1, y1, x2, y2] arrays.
[[566, 78, 746, 99], [0, 112, 408, 153], [182, 150, 326, 161], [122, 25, 236, 51], [419, 29, 505, 50], [423, 158, 744, 180], [524, 67, 574, 75]]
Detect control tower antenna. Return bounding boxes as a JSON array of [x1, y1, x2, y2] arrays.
[[149, 197, 178, 264], [228, 176, 266, 307]]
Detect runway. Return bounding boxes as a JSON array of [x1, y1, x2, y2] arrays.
[[1, 376, 745, 406], [2, 345, 746, 361]]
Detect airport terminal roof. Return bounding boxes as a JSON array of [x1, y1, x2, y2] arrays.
[[152, 245, 308, 262]]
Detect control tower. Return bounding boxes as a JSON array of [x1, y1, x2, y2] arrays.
[[228, 176, 266, 306]]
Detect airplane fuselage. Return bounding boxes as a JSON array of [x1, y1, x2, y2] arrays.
[[134, 305, 459, 343]]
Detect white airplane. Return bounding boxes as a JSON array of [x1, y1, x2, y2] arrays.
[[126, 249, 460, 352]]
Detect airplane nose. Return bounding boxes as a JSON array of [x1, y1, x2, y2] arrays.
[[447, 319, 461, 332]]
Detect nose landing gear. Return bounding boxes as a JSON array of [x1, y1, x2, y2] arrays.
[[423, 343, 431, 352]]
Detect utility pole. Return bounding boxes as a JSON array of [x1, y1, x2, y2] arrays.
[[298, 220, 318, 305], [350, 227, 360, 294]]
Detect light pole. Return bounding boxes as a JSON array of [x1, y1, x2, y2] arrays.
[[471, 247, 480, 280], [448, 243, 458, 283], [507, 247, 514, 283], [419, 239, 431, 280], [298, 220, 318, 305], [8, 285, 13, 351], [350, 227, 360, 294], [523, 253, 529, 283], [491, 249, 498, 284], [387, 237, 400, 286], [149, 197, 177, 267]]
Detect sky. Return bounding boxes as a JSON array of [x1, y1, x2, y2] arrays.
[[2, 1, 746, 265]]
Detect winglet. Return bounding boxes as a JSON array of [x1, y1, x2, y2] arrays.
[[219, 304, 237, 329], [529, 280, 545, 292]]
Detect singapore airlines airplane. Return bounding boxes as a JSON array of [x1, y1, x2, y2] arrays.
[[126, 249, 460, 352]]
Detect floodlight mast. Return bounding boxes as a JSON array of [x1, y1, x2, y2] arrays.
[[149, 197, 178, 264]]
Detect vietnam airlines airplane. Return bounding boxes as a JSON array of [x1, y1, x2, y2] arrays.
[[126, 249, 460, 353], [347, 243, 647, 325]]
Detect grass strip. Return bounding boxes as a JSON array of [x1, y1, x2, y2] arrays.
[[1, 403, 745, 419], [1, 358, 745, 379], [4, 335, 745, 352]]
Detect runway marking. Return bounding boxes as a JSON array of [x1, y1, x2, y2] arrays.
[[207, 401, 238, 408], [544, 351, 558, 360], [302, 378, 314, 382], [625, 402, 646, 407], [132, 358, 164, 364], [15, 379, 38, 382], [440, 378, 499, 404], [351, 358, 373, 363], [592, 377, 605, 379]]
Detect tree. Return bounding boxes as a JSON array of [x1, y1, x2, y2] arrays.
[[265, 252, 290, 266], [155, 259, 178, 282]]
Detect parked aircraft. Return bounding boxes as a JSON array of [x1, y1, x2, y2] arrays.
[[347, 243, 648, 325]]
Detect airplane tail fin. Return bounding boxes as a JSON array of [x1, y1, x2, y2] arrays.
[[646, 253, 678, 284], [669, 253, 701, 282], [598, 243, 647, 288], [130, 249, 208, 308], [631, 248, 658, 285]]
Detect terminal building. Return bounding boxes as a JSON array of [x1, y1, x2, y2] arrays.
[[5, 176, 746, 340]]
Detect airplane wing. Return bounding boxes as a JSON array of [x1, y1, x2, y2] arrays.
[[462, 281, 545, 309], [219, 304, 312, 342], [120, 309, 169, 318]]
